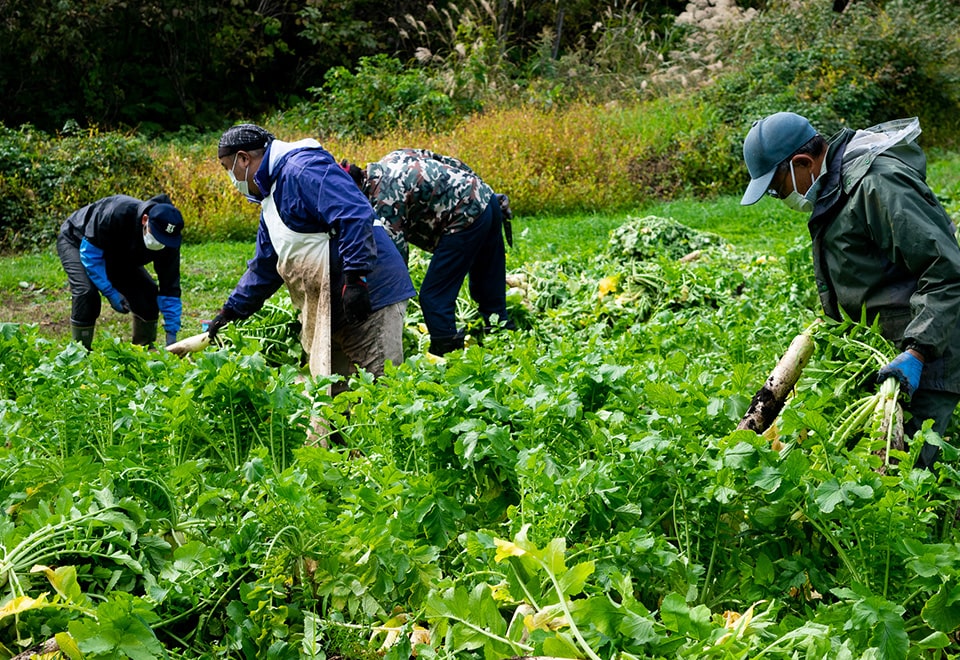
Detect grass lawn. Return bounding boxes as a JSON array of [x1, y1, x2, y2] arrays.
[[0, 242, 255, 343]]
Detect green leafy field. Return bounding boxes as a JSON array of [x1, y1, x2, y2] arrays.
[[3, 0, 960, 654], [4, 195, 960, 658]]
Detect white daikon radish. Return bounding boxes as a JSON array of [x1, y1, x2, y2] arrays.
[[166, 332, 212, 357]]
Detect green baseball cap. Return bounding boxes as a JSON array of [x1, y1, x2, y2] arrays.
[[741, 112, 817, 206]]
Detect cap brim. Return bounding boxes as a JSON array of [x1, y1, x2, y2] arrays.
[[155, 234, 182, 248], [740, 168, 776, 206]]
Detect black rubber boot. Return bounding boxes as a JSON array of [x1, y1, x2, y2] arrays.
[[71, 324, 95, 351], [428, 330, 466, 356], [915, 442, 941, 473], [132, 315, 158, 347]]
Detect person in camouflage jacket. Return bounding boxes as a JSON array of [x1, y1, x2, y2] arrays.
[[741, 112, 960, 470], [343, 148, 514, 356]]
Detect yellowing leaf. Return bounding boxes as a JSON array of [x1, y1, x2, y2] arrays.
[[425, 352, 447, 365], [716, 602, 762, 646], [722, 610, 741, 628], [524, 604, 568, 632], [494, 538, 526, 562], [598, 275, 619, 299], [489, 581, 512, 602], [382, 612, 409, 628], [410, 625, 431, 647], [55, 632, 83, 660], [762, 420, 780, 443], [0, 593, 51, 620], [32, 564, 83, 604]]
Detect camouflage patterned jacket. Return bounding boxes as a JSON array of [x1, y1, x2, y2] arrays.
[[362, 149, 494, 253]]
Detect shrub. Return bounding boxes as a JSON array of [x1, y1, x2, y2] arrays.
[[705, 0, 960, 143], [313, 97, 726, 217], [167, 94, 754, 236], [152, 142, 260, 244], [0, 125, 157, 252], [291, 54, 474, 140], [0, 125, 264, 252]]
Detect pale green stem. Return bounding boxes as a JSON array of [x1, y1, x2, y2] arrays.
[[535, 555, 603, 660]]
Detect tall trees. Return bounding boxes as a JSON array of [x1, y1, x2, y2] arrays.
[[2, 0, 309, 131], [0, 0, 690, 132]]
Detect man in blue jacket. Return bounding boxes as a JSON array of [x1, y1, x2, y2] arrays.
[[57, 193, 184, 350], [208, 125, 415, 393]]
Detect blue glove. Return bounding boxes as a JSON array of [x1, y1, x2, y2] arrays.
[[108, 292, 130, 314], [165, 331, 178, 346], [80, 238, 127, 312], [877, 351, 923, 396], [158, 295, 182, 334]]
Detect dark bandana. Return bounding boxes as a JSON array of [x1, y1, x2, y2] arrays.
[[217, 124, 275, 158]]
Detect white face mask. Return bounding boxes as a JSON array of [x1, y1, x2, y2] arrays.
[[227, 152, 251, 196], [143, 225, 165, 251], [781, 160, 818, 213]]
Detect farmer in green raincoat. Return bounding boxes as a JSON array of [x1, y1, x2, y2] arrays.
[[741, 112, 960, 470]]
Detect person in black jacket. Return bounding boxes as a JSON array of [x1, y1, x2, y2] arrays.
[[57, 193, 184, 350]]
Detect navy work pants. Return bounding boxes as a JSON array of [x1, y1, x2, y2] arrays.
[[418, 198, 510, 340]]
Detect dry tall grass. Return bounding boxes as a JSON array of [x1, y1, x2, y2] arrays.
[[156, 97, 713, 243]]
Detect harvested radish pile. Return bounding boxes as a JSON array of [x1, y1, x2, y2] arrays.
[[606, 214, 727, 261]]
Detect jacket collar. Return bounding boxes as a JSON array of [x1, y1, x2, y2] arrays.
[[253, 138, 323, 197], [809, 128, 855, 222]]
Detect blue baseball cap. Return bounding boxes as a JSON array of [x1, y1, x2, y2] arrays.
[[741, 112, 817, 206]]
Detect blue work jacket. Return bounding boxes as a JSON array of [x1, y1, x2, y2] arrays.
[[224, 140, 415, 327]]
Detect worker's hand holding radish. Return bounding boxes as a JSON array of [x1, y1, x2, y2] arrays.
[[878, 350, 924, 397], [207, 307, 239, 340]]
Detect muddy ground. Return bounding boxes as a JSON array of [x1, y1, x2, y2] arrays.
[[1, 282, 135, 342]]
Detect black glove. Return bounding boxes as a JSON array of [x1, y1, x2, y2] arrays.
[[496, 193, 513, 220], [496, 193, 514, 248], [207, 307, 239, 339], [165, 331, 178, 347], [342, 273, 372, 325]]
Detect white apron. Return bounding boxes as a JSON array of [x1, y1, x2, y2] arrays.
[[261, 188, 331, 379]]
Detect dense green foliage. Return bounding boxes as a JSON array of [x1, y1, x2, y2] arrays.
[[1, 0, 687, 133], [706, 0, 960, 144], [0, 125, 157, 251], [296, 55, 475, 139], [4, 215, 960, 658], [4, 2, 960, 656]]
